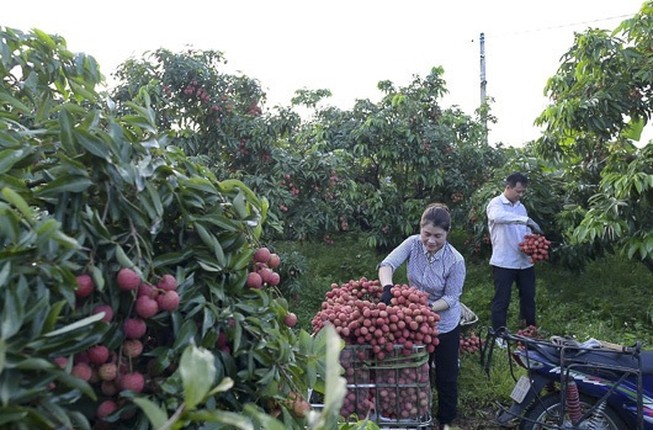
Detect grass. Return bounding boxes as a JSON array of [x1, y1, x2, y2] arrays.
[[272, 232, 653, 427]]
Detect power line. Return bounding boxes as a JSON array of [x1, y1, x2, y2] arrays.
[[487, 13, 633, 39]]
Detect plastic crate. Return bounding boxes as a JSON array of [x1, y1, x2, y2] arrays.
[[311, 344, 433, 429]]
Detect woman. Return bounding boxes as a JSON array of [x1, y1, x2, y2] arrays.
[[378, 203, 466, 430]]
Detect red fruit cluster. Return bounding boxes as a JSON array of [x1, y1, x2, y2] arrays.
[[517, 324, 540, 338], [246, 247, 282, 289], [519, 233, 551, 263], [515, 325, 541, 349], [460, 332, 483, 354], [182, 80, 210, 103], [115, 269, 181, 319], [375, 361, 430, 420], [59, 337, 148, 421], [246, 102, 262, 116], [279, 173, 300, 197], [338, 345, 431, 420], [339, 215, 349, 232], [311, 277, 440, 359], [64, 269, 184, 421], [79, 269, 181, 324]]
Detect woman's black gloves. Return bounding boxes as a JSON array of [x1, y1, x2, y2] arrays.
[[381, 284, 393, 305]]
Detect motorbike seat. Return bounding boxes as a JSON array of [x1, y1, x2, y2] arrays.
[[563, 349, 653, 375]]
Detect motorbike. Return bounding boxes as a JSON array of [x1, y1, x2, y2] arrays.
[[481, 327, 653, 429]]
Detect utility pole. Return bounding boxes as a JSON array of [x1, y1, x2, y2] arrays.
[[480, 32, 488, 144]]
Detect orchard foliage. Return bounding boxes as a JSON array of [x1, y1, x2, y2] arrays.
[[0, 27, 327, 429], [304, 68, 504, 248], [534, 0, 653, 272], [111, 54, 502, 248]]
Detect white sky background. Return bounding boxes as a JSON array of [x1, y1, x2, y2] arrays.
[[3, 0, 650, 146]]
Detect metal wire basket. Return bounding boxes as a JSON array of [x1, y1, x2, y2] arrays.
[[310, 344, 433, 429]]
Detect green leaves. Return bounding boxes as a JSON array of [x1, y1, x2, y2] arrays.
[[42, 312, 105, 338], [194, 222, 226, 268], [309, 325, 346, 430], [624, 116, 645, 141], [35, 175, 93, 197], [132, 398, 168, 429], [1, 280, 23, 339], [1, 187, 32, 222], [135, 345, 253, 430], [0, 148, 33, 174], [179, 342, 216, 411]]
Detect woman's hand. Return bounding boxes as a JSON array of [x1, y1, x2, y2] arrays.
[[381, 284, 393, 305]]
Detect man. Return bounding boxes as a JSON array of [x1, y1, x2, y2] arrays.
[[486, 173, 542, 343]]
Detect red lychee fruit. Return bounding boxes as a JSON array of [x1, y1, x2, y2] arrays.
[[284, 312, 298, 328], [293, 399, 310, 418], [87, 345, 110, 365], [71, 362, 92, 381], [268, 253, 281, 269], [92, 304, 114, 323], [157, 274, 177, 291], [120, 372, 145, 393], [74, 351, 89, 364], [101, 380, 119, 396], [254, 247, 271, 263], [122, 339, 144, 358], [258, 267, 275, 284], [75, 274, 95, 298], [98, 362, 118, 381], [53, 356, 68, 369], [268, 272, 281, 286], [216, 331, 228, 349], [123, 318, 147, 339], [246, 272, 263, 289], [135, 295, 159, 319], [138, 282, 158, 299], [116, 267, 140, 291], [157, 290, 180, 312], [96, 399, 118, 419]]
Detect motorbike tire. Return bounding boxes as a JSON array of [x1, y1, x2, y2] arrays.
[[518, 392, 627, 430]]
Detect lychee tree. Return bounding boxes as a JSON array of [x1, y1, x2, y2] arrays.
[[110, 49, 357, 243], [299, 68, 504, 249], [0, 27, 325, 429], [533, 2, 653, 273]]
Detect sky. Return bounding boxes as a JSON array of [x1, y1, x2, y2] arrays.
[[3, 0, 650, 146]]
